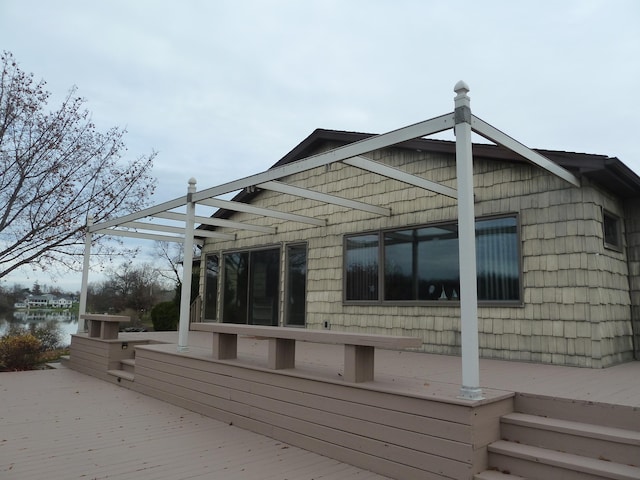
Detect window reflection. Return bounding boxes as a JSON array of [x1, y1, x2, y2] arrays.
[[346, 216, 520, 302]]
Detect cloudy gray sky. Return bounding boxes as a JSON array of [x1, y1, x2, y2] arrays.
[[1, 0, 639, 290]]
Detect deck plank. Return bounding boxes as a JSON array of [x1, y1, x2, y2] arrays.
[[0, 368, 389, 480]]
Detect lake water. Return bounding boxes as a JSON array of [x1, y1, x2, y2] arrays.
[[0, 310, 78, 347]]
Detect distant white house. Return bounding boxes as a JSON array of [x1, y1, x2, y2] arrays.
[[50, 297, 73, 308], [26, 295, 51, 307], [24, 294, 74, 309]]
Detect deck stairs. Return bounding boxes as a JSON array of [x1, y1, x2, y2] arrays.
[[107, 356, 136, 382], [475, 393, 640, 480]]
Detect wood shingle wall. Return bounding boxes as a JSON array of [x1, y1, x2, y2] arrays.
[[200, 146, 635, 368]]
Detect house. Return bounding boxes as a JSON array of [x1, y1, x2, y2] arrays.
[[71, 87, 640, 479], [196, 128, 640, 369], [26, 294, 52, 308], [79, 84, 640, 371], [49, 297, 73, 308]]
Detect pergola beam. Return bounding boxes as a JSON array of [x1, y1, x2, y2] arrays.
[[192, 113, 456, 203], [121, 221, 188, 235], [471, 115, 581, 187], [88, 196, 188, 232], [153, 211, 276, 234], [344, 156, 458, 199], [198, 198, 326, 226], [256, 181, 391, 217], [95, 228, 204, 245]]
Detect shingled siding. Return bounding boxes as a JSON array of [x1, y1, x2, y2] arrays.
[[626, 198, 640, 359], [200, 147, 634, 368]]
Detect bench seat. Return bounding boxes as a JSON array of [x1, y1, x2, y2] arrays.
[[80, 314, 130, 340], [190, 323, 422, 383]]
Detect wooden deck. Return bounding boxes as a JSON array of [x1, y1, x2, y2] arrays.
[[0, 367, 389, 480], [5, 331, 639, 479]]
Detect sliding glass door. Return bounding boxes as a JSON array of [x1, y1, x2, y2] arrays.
[[222, 248, 279, 326]]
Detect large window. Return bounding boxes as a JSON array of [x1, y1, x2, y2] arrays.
[[223, 248, 280, 325], [345, 216, 521, 303]]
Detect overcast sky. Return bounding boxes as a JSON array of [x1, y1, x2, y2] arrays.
[[1, 0, 639, 291]]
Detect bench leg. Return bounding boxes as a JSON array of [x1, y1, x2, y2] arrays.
[[212, 333, 237, 360], [101, 322, 120, 340], [344, 345, 374, 382], [268, 338, 295, 370], [88, 320, 101, 338]]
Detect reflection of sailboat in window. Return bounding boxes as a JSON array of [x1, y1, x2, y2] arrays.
[[439, 286, 448, 300]]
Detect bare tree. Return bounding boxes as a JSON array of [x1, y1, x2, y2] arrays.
[[154, 241, 183, 287], [154, 240, 201, 303], [87, 261, 173, 314], [0, 51, 157, 279]]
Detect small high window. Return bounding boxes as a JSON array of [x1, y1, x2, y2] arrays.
[[603, 210, 622, 251]]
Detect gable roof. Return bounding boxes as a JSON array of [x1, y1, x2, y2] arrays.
[[214, 128, 640, 221], [280, 129, 640, 197]]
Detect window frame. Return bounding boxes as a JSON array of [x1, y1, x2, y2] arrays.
[[202, 253, 219, 321], [343, 214, 523, 306], [284, 243, 308, 327]]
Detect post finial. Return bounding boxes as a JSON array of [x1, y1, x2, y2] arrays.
[[188, 177, 197, 194], [454, 80, 470, 95]]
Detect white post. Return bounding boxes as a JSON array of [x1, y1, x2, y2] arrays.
[[454, 81, 483, 400], [178, 178, 197, 352], [77, 215, 93, 333]]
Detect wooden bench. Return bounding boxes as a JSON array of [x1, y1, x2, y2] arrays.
[[80, 314, 130, 340], [190, 323, 422, 383]]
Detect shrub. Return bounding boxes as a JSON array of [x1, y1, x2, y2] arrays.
[[30, 321, 64, 351], [150, 301, 179, 331], [0, 333, 42, 371]]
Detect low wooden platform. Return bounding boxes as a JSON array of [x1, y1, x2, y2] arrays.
[[0, 368, 389, 480], [56, 330, 640, 479]]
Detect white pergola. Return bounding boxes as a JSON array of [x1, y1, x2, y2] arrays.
[[79, 82, 579, 400]]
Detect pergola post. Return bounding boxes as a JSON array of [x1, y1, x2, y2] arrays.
[[454, 81, 484, 400], [77, 215, 93, 333], [178, 178, 197, 352]]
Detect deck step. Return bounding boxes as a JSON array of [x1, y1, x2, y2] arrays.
[[107, 369, 135, 382], [501, 412, 640, 466], [45, 362, 67, 369], [515, 393, 640, 431], [120, 358, 136, 374], [488, 440, 640, 480], [474, 470, 527, 479]]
